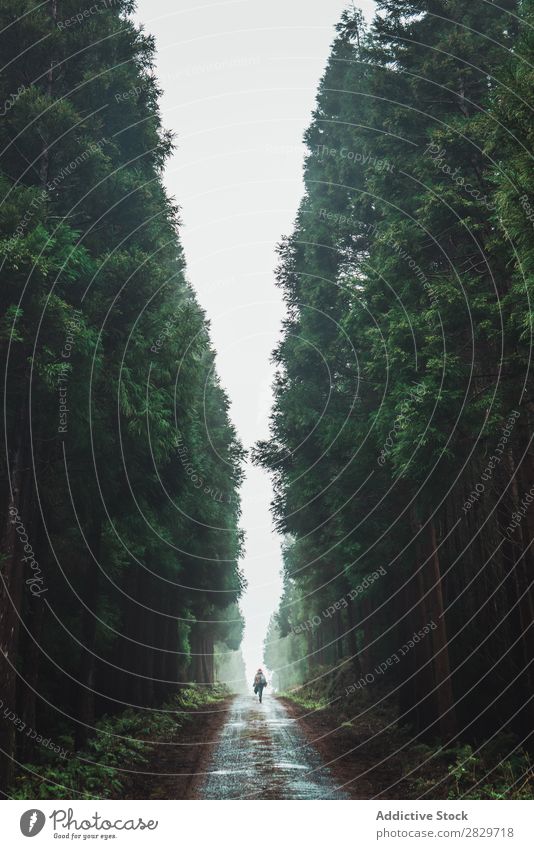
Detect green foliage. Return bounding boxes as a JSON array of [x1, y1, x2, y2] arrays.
[[278, 690, 329, 712], [0, 0, 244, 792], [10, 686, 228, 800], [415, 739, 534, 800], [256, 0, 534, 763]]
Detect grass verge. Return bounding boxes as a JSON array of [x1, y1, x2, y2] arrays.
[[10, 685, 229, 800], [280, 679, 534, 799]]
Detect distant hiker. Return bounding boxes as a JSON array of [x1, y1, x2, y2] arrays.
[[253, 668, 267, 703]]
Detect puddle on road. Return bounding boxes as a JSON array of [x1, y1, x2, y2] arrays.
[[200, 698, 349, 800], [274, 762, 308, 770], [209, 768, 246, 776]]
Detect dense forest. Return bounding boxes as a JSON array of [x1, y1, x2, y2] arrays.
[[2, 0, 534, 804], [0, 0, 245, 796], [259, 0, 534, 763]]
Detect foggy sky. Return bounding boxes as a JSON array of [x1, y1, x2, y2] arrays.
[[134, 0, 376, 685]]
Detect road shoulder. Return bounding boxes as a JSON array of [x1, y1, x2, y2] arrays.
[[124, 695, 236, 800], [277, 695, 415, 799]]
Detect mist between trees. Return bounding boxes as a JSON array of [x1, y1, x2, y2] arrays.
[[344, 621, 437, 695], [0, 0, 247, 795], [290, 566, 386, 635], [2, 0, 534, 802], [258, 0, 534, 757]]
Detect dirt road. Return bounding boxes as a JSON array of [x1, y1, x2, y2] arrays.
[[198, 694, 348, 800]]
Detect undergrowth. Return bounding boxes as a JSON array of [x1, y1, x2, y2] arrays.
[[10, 684, 228, 800], [280, 675, 534, 800]]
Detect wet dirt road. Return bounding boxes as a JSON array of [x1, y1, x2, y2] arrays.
[[198, 694, 348, 799]]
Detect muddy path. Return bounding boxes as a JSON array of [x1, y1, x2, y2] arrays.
[[197, 694, 348, 800], [124, 696, 233, 799]]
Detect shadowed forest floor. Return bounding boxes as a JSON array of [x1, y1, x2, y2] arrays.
[[126, 694, 348, 800], [125, 689, 534, 800], [11, 682, 532, 801], [278, 695, 439, 799], [124, 696, 234, 800], [123, 692, 442, 799]]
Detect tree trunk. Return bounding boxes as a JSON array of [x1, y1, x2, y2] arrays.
[[74, 516, 102, 750], [426, 518, 457, 739], [0, 413, 30, 792], [18, 594, 45, 761], [410, 506, 447, 738], [359, 595, 373, 675], [190, 627, 201, 683], [508, 448, 534, 713]]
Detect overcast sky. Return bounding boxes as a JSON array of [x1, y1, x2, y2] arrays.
[[134, 0, 376, 684]]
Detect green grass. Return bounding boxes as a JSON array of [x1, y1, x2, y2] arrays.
[[10, 684, 229, 800], [278, 674, 534, 800], [403, 739, 534, 800], [277, 689, 329, 712]]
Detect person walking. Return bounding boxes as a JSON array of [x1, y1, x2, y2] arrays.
[[253, 668, 267, 703]]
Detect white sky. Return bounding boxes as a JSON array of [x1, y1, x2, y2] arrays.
[[134, 0, 376, 685]]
